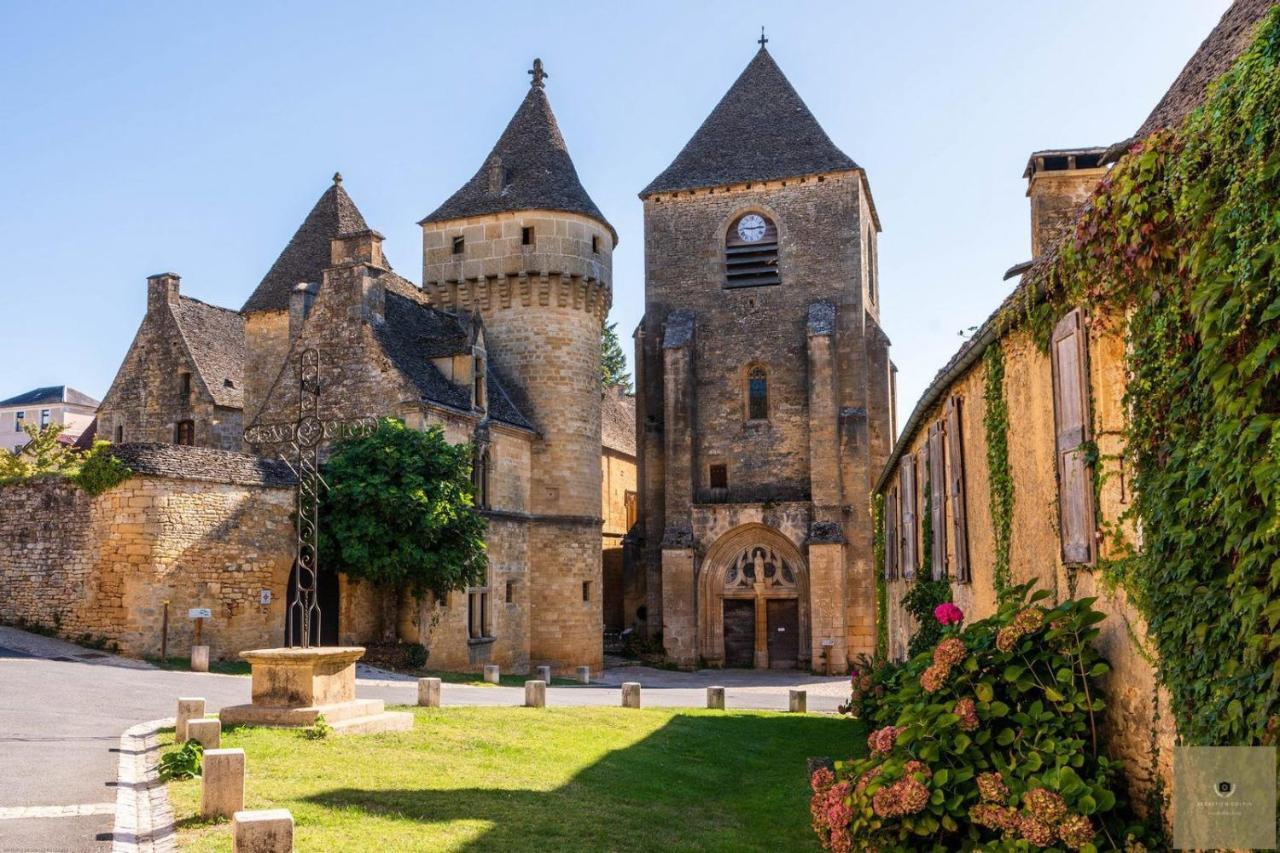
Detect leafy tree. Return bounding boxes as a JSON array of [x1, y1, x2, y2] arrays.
[[317, 419, 487, 599], [601, 319, 632, 391], [0, 424, 130, 495]]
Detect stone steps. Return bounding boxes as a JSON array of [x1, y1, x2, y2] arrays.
[[329, 711, 414, 736]]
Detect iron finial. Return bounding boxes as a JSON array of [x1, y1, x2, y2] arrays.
[[758, 26, 768, 49], [528, 58, 548, 89]]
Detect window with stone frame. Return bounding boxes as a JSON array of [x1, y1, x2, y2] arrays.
[[709, 463, 728, 490], [175, 419, 195, 446], [114, 423, 124, 443], [179, 372, 192, 399], [452, 235, 465, 255], [473, 356, 486, 410], [747, 365, 769, 420], [468, 586, 491, 640], [505, 580, 515, 604], [867, 226, 879, 306], [725, 211, 780, 288], [472, 445, 491, 509]]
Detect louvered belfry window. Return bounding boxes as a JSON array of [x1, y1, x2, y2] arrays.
[[725, 212, 780, 288]]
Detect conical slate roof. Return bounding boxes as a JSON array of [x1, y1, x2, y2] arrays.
[[641, 48, 858, 196], [420, 66, 616, 243], [241, 176, 377, 313]]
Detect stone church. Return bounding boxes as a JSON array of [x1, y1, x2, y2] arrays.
[[634, 45, 894, 673], [95, 62, 619, 674]]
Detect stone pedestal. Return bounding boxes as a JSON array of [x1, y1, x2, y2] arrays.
[[536, 665, 552, 684], [483, 664, 500, 684], [187, 718, 221, 749], [576, 665, 591, 684], [176, 698, 205, 743], [233, 809, 293, 853], [202, 748, 245, 819], [525, 680, 546, 708], [417, 677, 441, 708], [621, 682, 641, 709], [219, 647, 412, 736], [191, 645, 210, 673], [707, 686, 725, 710], [789, 689, 807, 713]]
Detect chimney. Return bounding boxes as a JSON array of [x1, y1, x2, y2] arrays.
[[146, 272, 180, 314], [1024, 149, 1109, 258], [330, 229, 385, 269], [289, 281, 320, 341]]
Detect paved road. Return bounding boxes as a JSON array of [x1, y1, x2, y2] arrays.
[[0, 629, 848, 852]]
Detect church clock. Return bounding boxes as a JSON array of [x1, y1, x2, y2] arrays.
[[736, 214, 767, 242]]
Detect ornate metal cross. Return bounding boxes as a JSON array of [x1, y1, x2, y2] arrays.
[[244, 348, 376, 648]]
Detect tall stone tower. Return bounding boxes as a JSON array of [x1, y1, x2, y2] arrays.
[[420, 59, 615, 673], [635, 44, 893, 673]]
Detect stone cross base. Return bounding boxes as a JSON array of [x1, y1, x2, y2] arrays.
[[218, 646, 412, 736]]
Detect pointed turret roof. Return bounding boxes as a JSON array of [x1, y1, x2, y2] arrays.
[[242, 174, 380, 313], [420, 60, 616, 243], [641, 48, 858, 196]]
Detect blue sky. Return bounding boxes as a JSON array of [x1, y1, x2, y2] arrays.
[[0, 1, 1230, 429]]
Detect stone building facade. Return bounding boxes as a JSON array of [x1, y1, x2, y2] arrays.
[[876, 0, 1275, 813], [635, 47, 894, 672], [84, 62, 624, 674]]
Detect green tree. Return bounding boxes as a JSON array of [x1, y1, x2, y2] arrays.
[[601, 319, 632, 391], [317, 419, 487, 599], [0, 424, 130, 495]]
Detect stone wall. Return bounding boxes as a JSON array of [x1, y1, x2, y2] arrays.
[[242, 309, 290, 426], [880, 322, 1175, 811], [0, 473, 294, 658]]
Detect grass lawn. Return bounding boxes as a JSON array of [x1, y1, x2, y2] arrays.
[[146, 657, 252, 676], [166, 706, 864, 852]]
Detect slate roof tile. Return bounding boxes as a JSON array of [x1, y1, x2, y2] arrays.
[[171, 296, 245, 409]]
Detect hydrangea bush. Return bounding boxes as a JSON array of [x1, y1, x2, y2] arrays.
[[815, 583, 1156, 851]]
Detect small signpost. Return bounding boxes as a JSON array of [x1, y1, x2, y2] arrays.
[[189, 607, 212, 672]]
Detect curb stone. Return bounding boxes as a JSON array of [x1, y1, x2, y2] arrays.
[[112, 717, 176, 853]]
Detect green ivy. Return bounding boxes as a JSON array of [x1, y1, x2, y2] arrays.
[[982, 344, 1014, 598], [997, 7, 1280, 746], [873, 494, 888, 662]]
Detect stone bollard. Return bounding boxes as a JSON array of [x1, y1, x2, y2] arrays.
[[176, 697, 205, 743], [577, 665, 591, 684], [525, 680, 546, 708], [417, 677, 442, 708], [707, 686, 725, 710], [536, 665, 552, 684], [233, 808, 293, 853], [201, 748, 245, 819], [483, 664, 500, 684], [187, 718, 222, 749], [621, 682, 641, 709], [789, 689, 807, 713], [191, 645, 210, 673]]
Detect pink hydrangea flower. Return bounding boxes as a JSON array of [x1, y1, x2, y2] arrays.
[[934, 602, 965, 625]]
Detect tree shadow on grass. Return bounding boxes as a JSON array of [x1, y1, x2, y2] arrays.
[[304, 713, 861, 852]]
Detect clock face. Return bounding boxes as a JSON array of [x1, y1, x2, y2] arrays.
[[736, 214, 767, 242]]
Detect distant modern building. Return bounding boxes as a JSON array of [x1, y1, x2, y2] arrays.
[[0, 386, 99, 453]]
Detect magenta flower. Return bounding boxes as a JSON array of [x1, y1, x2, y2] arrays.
[[934, 602, 964, 626]]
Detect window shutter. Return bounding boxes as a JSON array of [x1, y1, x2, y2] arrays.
[[946, 397, 970, 582], [885, 486, 899, 580], [928, 422, 948, 580], [1051, 309, 1096, 565], [900, 455, 917, 578]]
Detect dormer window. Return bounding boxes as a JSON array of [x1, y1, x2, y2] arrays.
[[452, 236, 465, 255], [725, 212, 779, 288]]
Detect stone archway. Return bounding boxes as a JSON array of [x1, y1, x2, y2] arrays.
[[699, 524, 809, 668]]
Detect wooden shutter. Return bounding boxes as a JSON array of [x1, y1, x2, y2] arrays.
[[1051, 309, 1096, 565], [928, 421, 947, 580], [946, 397, 970, 582], [885, 486, 899, 580], [900, 455, 917, 578]]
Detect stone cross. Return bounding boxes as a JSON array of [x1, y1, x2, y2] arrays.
[[528, 58, 548, 89], [758, 26, 768, 49]]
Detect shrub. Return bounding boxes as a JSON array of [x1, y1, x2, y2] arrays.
[[74, 440, 132, 495], [901, 579, 952, 659], [158, 740, 204, 781], [814, 583, 1156, 851]]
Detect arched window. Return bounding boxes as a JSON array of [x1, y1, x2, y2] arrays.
[[725, 212, 779, 288], [747, 366, 768, 421]]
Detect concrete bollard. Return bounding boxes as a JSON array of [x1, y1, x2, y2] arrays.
[[187, 718, 221, 749], [707, 686, 725, 710], [176, 697, 206, 743], [577, 665, 591, 684], [483, 664, 500, 684], [191, 645, 210, 673], [201, 748, 245, 819], [233, 808, 293, 853], [525, 680, 546, 708], [417, 677, 442, 708], [621, 682, 641, 709], [789, 689, 807, 713], [536, 665, 552, 684]]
